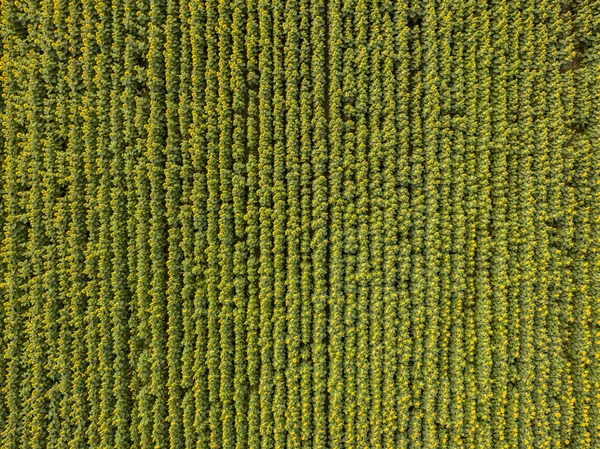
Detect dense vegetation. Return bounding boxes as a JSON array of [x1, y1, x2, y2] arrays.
[[1, 0, 599, 447]]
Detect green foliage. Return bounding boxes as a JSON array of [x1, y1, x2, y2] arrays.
[[1, 0, 598, 447]]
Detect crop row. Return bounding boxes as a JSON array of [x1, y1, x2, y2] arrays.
[[0, 0, 598, 447]]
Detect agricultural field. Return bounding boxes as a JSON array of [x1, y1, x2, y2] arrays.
[[0, 0, 599, 447]]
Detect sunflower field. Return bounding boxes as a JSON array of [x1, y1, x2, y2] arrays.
[[0, 0, 599, 447]]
